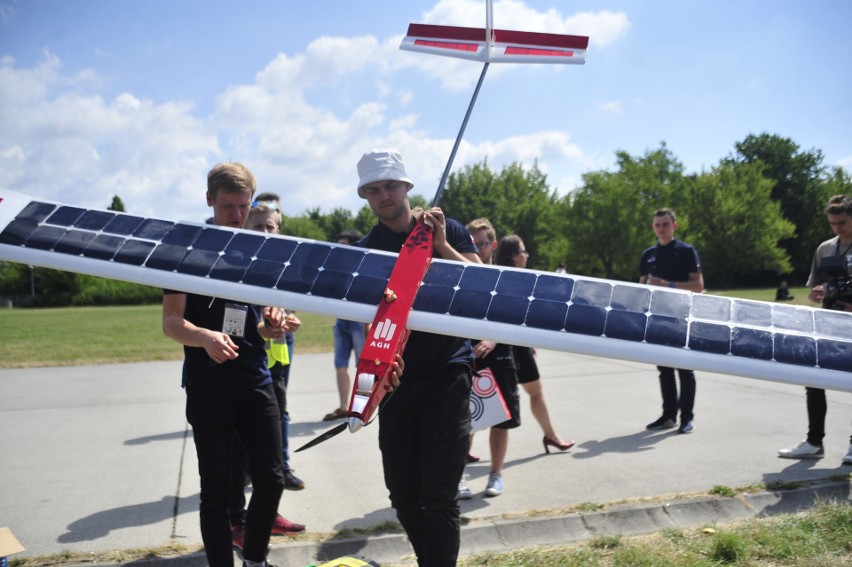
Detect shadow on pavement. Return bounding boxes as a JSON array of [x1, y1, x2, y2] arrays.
[[58, 494, 199, 544]]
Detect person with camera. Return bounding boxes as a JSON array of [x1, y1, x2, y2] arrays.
[[778, 195, 852, 465]]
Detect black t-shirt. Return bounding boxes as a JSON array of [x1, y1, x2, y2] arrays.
[[638, 239, 701, 282], [356, 217, 476, 380], [163, 290, 271, 389]]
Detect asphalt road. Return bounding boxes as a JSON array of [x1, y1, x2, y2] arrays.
[[1, 350, 851, 563]]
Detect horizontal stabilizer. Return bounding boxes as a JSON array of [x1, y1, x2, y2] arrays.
[[400, 23, 588, 64]]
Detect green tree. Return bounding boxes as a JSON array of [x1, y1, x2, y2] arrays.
[[108, 195, 126, 212], [438, 160, 497, 225], [823, 166, 852, 205], [686, 162, 795, 288], [353, 204, 377, 236], [299, 207, 358, 242], [564, 144, 687, 279], [30, 268, 81, 306], [0, 262, 31, 296], [280, 215, 326, 240], [727, 133, 828, 278], [439, 160, 559, 270]]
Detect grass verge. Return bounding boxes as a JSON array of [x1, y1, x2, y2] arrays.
[[457, 501, 852, 567], [9, 479, 850, 567]]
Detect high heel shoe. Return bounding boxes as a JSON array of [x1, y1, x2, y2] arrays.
[[543, 436, 575, 454]]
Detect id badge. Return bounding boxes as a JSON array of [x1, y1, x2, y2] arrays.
[[223, 303, 248, 337]]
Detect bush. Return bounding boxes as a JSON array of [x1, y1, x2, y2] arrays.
[[72, 276, 162, 306]]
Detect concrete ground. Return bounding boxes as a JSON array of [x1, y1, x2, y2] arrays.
[[1, 350, 850, 566]]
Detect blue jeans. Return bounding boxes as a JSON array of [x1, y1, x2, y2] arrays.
[[333, 319, 366, 368], [379, 365, 471, 567], [186, 383, 285, 567]]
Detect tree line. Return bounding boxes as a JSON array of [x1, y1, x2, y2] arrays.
[[284, 132, 851, 290], [2, 132, 849, 306]]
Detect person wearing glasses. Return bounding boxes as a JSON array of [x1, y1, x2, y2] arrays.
[[495, 235, 575, 458], [354, 149, 479, 567], [458, 218, 522, 499], [639, 208, 704, 435]]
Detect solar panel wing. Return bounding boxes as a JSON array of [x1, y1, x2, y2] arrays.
[[1, 189, 850, 392]]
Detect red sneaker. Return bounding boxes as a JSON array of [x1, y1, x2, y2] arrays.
[[231, 525, 245, 551], [271, 513, 306, 534]]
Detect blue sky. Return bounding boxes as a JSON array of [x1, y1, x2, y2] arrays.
[[1, 0, 850, 223]]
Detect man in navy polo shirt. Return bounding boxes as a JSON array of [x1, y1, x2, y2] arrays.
[[639, 207, 705, 435]]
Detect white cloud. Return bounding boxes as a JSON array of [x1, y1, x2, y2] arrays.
[[0, 53, 219, 221], [1, 1, 607, 221], [424, 0, 630, 47], [568, 10, 631, 48], [598, 101, 623, 115]]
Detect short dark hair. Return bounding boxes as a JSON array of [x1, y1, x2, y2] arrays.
[[255, 192, 281, 203], [338, 229, 362, 244], [653, 207, 676, 222], [825, 195, 852, 216]]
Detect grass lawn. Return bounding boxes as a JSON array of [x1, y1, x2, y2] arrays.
[[713, 285, 812, 306], [0, 304, 336, 368], [0, 287, 816, 369]]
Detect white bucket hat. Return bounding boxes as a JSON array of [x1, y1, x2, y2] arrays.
[[356, 149, 414, 198]]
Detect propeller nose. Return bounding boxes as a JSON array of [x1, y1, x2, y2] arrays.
[[348, 416, 364, 433]]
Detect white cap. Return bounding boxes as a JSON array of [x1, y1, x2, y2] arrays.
[[356, 149, 414, 198]]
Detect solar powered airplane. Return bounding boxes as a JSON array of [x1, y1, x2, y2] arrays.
[[1, 3, 851, 449]]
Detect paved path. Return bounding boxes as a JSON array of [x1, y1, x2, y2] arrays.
[[1, 350, 850, 565]]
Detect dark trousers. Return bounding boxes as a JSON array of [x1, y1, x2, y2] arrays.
[[657, 366, 695, 424], [230, 351, 294, 528], [277, 336, 295, 468], [379, 365, 471, 567], [805, 387, 827, 446], [186, 383, 285, 567]]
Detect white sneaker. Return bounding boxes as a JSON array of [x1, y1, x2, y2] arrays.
[[484, 471, 503, 497], [778, 440, 824, 459], [457, 475, 472, 500], [843, 444, 852, 465]]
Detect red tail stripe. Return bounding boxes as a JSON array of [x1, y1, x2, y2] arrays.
[[503, 47, 576, 57], [406, 23, 589, 50], [414, 39, 479, 52]]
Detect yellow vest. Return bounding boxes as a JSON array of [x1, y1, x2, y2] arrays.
[[266, 337, 290, 368]]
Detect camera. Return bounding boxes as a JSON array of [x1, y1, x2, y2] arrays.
[[817, 255, 852, 310]]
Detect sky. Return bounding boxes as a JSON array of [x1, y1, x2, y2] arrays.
[[1, 0, 851, 224]]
